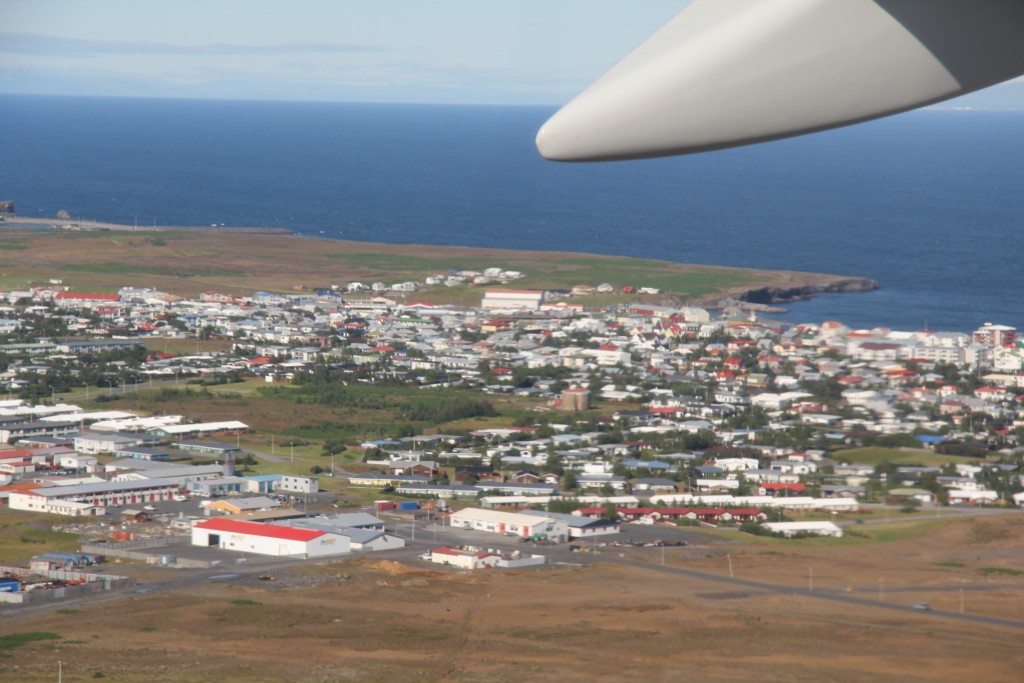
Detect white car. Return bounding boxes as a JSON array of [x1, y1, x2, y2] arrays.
[[143, 505, 157, 511]]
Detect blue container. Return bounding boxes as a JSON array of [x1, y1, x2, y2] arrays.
[[398, 501, 420, 511], [0, 580, 20, 593]]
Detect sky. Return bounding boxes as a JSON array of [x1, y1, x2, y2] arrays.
[[0, 0, 687, 105], [1, 0, 1022, 107]]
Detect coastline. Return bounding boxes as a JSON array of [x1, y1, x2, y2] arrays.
[[3, 216, 295, 236], [0, 217, 877, 308]]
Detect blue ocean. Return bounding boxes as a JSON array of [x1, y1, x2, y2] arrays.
[[1, 94, 1021, 333]]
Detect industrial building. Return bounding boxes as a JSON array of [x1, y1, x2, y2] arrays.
[[191, 518, 351, 558], [480, 289, 545, 311], [449, 507, 570, 542], [8, 477, 180, 516]]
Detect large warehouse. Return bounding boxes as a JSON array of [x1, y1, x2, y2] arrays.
[[8, 477, 180, 516], [449, 507, 569, 542], [191, 518, 351, 558]]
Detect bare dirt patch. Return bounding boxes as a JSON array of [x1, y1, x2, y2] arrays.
[[3, 516, 1023, 682]]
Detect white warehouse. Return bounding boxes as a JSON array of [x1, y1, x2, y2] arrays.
[[480, 289, 545, 311], [191, 518, 350, 558], [449, 507, 569, 542]]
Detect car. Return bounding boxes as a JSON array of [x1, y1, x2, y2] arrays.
[[143, 505, 157, 511], [912, 602, 930, 611]]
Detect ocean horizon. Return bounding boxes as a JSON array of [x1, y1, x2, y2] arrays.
[[1, 93, 1021, 334]]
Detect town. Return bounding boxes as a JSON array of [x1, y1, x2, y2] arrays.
[[0, 267, 1022, 601]]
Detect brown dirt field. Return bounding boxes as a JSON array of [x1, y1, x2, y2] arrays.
[[3, 515, 1023, 682]]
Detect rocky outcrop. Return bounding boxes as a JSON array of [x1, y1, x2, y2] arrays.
[[0, 200, 14, 215], [739, 277, 878, 305]]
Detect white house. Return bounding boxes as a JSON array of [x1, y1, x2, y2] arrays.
[[279, 475, 319, 495], [947, 489, 999, 505], [763, 521, 843, 538], [428, 546, 501, 570], [449, 507, 569, 542]]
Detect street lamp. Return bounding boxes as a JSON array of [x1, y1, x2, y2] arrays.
[[881, 473, 889, 521]]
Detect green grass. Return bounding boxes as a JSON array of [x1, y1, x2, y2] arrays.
[[977, 567, 1024, 576], [858, 518, 954, 543], [322, 252, 762, 300], [556, 257, 759, 297], [832, 447, 971, 467], [230, 598, 261, 605], [727, 517, 958, 547], [0, 508, 81, 564], [64, 262, 245, 278], [0, 632, 62, 652]]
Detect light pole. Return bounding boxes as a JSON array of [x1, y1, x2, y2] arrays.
[[881, 473, 889, 521]]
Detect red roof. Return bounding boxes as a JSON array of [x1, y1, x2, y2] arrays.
[[617, 507, 656, 515], [655, 507, 692, 516], [0, 449, 36, 459], [194, 518, 325, 542], [762, 482, 806, 492], [726, 508, 765, 516]]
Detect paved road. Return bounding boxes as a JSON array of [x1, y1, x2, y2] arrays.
[[582, 554, 1024, 632], [8, 517, 1023, 635], [391, 520, 1024, 631]]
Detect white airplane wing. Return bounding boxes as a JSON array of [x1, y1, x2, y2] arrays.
[[536, 0, 1024, 161]]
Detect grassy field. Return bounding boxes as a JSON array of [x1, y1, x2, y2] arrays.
[[0, 226, 861, 304], [79, 381, 556, 480], [832, 446, 973, 467], [0, 508, 81, 565]]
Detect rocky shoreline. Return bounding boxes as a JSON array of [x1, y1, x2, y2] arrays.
[[697, 277, 879, 314], [4, 216, 295, 235], [739, 276, 879, 304]]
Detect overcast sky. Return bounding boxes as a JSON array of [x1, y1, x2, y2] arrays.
[[0, 0, 688, 104]]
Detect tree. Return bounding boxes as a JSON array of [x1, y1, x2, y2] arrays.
[[321, 440, 347, 457]]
